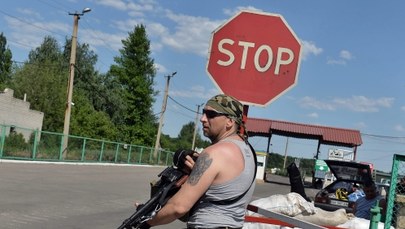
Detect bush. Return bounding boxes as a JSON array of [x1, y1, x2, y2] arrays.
[[3, 132, 30, 157]]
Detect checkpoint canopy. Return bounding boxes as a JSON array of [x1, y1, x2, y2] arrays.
[[206, 10, 302, 107], [245, 117, 363, 160]]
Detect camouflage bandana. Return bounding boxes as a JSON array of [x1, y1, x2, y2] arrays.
[[206, 94, 243, 125]]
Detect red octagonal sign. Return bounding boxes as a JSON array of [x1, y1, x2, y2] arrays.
[[207, 11, 302, 107]]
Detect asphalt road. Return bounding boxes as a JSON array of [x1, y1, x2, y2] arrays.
[[0, 160, 318, 229]]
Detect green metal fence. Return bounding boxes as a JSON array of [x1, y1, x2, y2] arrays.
[[384, 154, 405, 229], [0, 124, 174, 166]]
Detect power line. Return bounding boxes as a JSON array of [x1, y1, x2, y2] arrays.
[[35, 0, 118, 61], [12, 59, 68, 68], [35, 0, 116, 72], [361, 133, 405, 146], [7, 40, 35, 50], [81, 19, 118, 56], [3, 1, 116, 74], [166, 107, 195, 121], [0, 9, 66, 38], [35, 0, 69, 13], [168, 95, 198, 113], [361, 132, 405, 139]]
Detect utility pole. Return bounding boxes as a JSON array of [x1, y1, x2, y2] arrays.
[[62, 8, 91, 159], [153, 72, 177, 159], [283, 137, 290, 169], [191, 103, 204, 150]]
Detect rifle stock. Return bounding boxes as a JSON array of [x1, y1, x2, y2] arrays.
[[117, 166, 188, 229]]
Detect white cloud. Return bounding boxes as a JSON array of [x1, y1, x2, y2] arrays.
[[327, 50, 354, 65], [161, 12, 223, 56], [112, 19, 142, 32], [171, 86, 219, 100], [5, 15, 68, 51], [333, 96, 394, 112], [146, 22, 169, 38], [299, 96, 336, 110], [127, 0, 158, 17], [16, 8, 42, 19], [111, 10, 222, 57], [109, 19, 168, 53], [93, 0, 159, 18], [299, 96, 394, 113], [81, 29, 124, 52], [340, 50, 353, 60], [94, 0, 219, 57], [154, 63, 167, 74], [307, 112, 319, 118], [301, 40, 323, 60], [395, 125, 405, 132], [401, 106, 405, 112], [223, 6, 263, 17], [92, 0, 129, 11], [101, 4, 324, 61], [327, 59, 346, 65]]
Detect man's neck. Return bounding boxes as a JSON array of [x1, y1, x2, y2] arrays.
[[212, 130, 238, 144]]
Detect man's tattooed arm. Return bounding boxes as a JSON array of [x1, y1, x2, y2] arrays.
[[187, 153, 212, 185]]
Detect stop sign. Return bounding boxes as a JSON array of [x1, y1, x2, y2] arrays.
[[206, 11, 302, 107]]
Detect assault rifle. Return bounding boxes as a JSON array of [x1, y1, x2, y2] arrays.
[[117, 149, 197, 229]]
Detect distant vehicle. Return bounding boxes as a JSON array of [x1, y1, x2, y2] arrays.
[[314, 160, 373, 213]]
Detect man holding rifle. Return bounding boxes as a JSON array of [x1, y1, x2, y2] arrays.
[[143, 94, 256, 229]]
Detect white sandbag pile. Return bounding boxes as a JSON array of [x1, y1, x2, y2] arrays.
[[243, 193, 393, 229], [337, 217, 393, 229], [294, 207, 348, 226], [247, 193, 317, 217]]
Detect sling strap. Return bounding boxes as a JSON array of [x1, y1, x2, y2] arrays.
[[209, 141, 257, 205]]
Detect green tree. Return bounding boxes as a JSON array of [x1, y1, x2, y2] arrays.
[[70, 90, 118, 140], [97, 73, 126, 127], [11, 36, 118, 141], [62, 38, 102, 108], [109, 24, 157, 145], [62, 38, 119, 140], [0, 32, 13, 90], [11, 36, 66, 132], [161, 122, 210, 151], [176, 122, 211, 150], [177, 122, 195, 149], [160, 134, 178, 152]]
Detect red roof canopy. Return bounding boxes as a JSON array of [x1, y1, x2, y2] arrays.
[[246, 117, 362, 149]]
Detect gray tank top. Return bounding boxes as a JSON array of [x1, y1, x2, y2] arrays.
[[187, 138, 256, 228]]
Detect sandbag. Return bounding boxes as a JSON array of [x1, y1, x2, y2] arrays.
[[243, 223, 295, 229], [248, 193, 316, 217], [337, 217, 394, 229], [245, 193, 350, 228], [294, 208, 350, 226]]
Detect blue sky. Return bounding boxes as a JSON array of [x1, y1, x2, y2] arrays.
[[1, 0, 404, 172]]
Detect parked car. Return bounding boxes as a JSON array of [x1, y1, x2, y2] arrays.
[[314, 160, 373, 213]]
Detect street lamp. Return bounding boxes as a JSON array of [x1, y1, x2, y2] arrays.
[[62, 8, 91, 159]]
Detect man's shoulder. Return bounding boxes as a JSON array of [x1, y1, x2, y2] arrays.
[[203, 140, 244, 165], [206, 139, 242, 152]]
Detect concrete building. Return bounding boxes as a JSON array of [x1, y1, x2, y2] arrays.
[[0, 88, 44, 141]]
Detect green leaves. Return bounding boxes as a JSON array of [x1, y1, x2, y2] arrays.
[[0, 32, 13, 90], [1, 25, 203, 151], [109, 24, 157, 145]]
